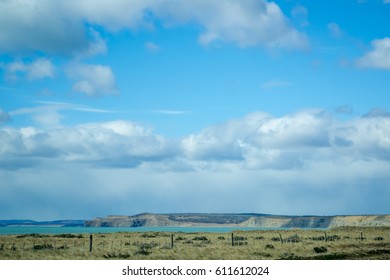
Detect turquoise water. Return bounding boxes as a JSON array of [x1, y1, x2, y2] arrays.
[[0, 226, 276, 235]]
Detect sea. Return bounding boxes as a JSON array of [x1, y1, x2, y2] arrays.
[[0, 226, 280, 235]]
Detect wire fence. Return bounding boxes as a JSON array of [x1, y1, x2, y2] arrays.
[[0, 230, 387, 259]]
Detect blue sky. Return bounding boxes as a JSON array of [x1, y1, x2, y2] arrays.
[[0, 0, 389, 220]]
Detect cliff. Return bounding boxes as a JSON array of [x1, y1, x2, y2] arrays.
[[84, 213, 390, 228]]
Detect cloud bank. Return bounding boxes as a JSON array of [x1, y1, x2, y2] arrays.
[[1, 109, 389, 219]]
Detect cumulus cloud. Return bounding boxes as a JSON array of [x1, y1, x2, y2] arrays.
[[180, 109, 390, 170], [2, 108, 390, 170], [2, 58, 56, 81], [0, 120, 174, 169], [153, 0, 308, 49], [66, 63, 119, 96], [357, 37, 390, 69]]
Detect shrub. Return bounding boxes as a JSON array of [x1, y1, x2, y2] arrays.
[[55, 234, 83, 238], [141, 233, 157, 238], [17, 233, 48, 238], [280, 253, 301, 260], [175, 236, 186, 241], [193, 236, 208, 241], [374, 236, 384, 241], [104, 252, 131, 259], [255, 236, 265, 240], [313, 246, 328, 253], [233, 236, 247, 241], [253, 252, 272, 258], [135, 247, 152, 256], [309, 236, 325, 241], [265, 244, 274, 249], [234, 241, 248, 246], [326, 235, 340, 241], [286, 234, 300, 243], [33, 244, 54, 250]]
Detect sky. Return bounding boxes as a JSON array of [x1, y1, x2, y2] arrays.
[[0, 0, 389, 220]]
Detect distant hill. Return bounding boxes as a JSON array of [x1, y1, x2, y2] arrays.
[[85, 213, 390, 228], [0, 220, 85, 227]]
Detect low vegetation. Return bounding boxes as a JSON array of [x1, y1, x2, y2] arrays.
[[0, 227, 389, 260]]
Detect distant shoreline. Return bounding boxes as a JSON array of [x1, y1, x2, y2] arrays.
[[2, 213, 390, 229]]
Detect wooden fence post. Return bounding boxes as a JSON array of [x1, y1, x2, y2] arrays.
[[89, 235, 93, 252], [171, 234, 174, 248], [279, 233, 284, 244], [231, 233, 234, 247]]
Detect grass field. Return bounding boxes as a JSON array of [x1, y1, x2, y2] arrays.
[[1, 227, 389, 260]]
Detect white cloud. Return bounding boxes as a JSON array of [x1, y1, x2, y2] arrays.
[[0, 120, 174, 169], [153, 0, 308, 49], [357, 37, 390, 69], [3, 108, 390, 170], [3, 108, 388, 170], [180, 109, 390, 169], [66, 63, 119, 96], [0, 0, 308, 56], [3, 58, 56, 81]]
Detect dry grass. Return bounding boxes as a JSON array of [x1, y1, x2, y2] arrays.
[[0, 227, 389, 260]]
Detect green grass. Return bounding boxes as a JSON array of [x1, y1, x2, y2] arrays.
[[0, 227, 389, 260]]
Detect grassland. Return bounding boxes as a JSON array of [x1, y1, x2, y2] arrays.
[[0, 227, 389, 260]]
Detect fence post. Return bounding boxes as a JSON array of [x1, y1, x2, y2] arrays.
[[231, 233, 234, 247], [324, 232, 327, 242], [279, 233, 284, 244], [89, 235, 93, 252], [171, 234, 174, 248]]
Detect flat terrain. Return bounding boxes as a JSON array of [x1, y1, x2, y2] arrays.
[[1, 227, 389, 260]]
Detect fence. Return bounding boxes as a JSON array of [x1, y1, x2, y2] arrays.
[[0, 230, 387, 259]]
